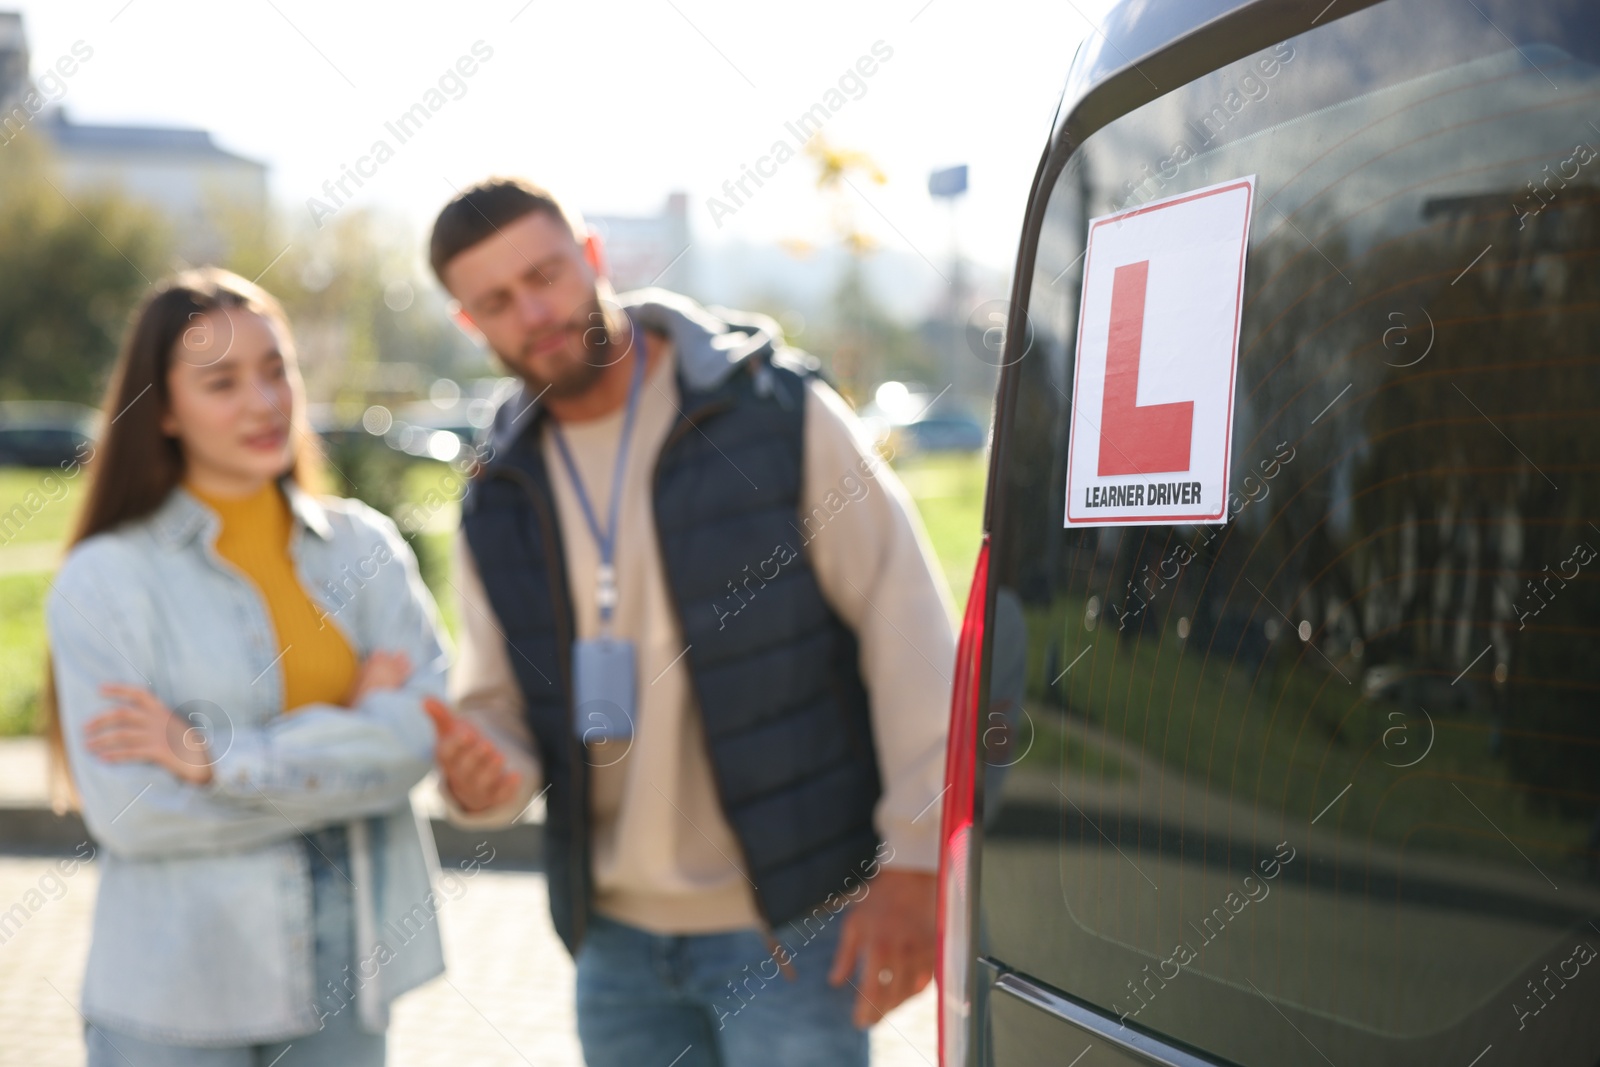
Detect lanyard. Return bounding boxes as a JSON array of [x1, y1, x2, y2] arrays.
[[548, 321, 646, 631]]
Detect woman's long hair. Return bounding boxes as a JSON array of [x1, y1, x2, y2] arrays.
[[42, 267, 325, 810]]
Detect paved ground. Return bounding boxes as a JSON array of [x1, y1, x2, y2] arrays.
[[0, 541, 61, 578], [0, 738, 49, 805], [0, 854, 937, 1066]]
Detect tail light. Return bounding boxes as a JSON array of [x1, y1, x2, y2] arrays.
[[937, 536, 989, 1067]]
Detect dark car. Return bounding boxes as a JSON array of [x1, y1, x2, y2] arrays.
[[0, 402, 98, 469], [936, 2, 1600, 1065], [907, 413, 990, 454]]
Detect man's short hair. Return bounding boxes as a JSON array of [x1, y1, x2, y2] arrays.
[[428, 177, 585, 285]]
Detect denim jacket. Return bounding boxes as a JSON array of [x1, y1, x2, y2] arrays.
[[46, 481, 449, 1046]]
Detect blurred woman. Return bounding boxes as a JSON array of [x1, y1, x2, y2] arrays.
[[43, 267, 449, 1066]]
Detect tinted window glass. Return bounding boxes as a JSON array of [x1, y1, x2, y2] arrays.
[[980, 1, 1600, 1064]]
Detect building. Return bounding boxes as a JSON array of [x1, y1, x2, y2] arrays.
[[39, 109, 268, 263], [585, 192, 694, 294], [0, 11, 267, 263], [0, 12, 24, 110]]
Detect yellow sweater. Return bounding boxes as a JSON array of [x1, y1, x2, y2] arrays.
[[189, 480, 359, 713]]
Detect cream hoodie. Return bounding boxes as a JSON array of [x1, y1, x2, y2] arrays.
[[443, 330, 957, 934]]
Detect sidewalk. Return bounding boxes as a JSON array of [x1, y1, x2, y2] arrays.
[[0, 740, 937, 1065], [0, 541, 61, 578]]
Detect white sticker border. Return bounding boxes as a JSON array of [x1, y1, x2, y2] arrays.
[[1062, 174, 1257, 529]]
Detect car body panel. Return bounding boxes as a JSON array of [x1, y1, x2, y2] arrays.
[[967, 1, 1600, 1064]]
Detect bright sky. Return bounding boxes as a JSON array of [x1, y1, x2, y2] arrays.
[[11, 0, 1114, 279]]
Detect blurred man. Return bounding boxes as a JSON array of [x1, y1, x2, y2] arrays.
[[426, 177, 955, 1067]]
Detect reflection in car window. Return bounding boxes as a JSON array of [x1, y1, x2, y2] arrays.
[[980, 1, 1600, 1064]]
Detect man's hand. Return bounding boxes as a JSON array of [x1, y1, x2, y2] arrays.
[[827, 868, 937, 1027], [424, 697, 525, 814]]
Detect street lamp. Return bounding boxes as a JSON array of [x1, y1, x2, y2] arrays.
[[928, 164, 968, 381]]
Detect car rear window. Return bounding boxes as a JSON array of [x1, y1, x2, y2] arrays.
[[979, 1, 1600, 1063]]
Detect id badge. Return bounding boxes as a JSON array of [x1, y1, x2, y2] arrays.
[[572, 636, 636, 744]]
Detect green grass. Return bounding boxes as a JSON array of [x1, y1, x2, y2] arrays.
[[893, 450, 987, 616], [414, 529, 457, 640], [391, 458, 465, 641], [0, 466, 88, 549], [0, 466, 89, 735], [0, 573, 50, 735]]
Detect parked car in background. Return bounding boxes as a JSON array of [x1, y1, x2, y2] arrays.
[[937, 0, 1600, 1065], [862, 380, 990, 455], [306, 381, 502, 463], [0, 402, 98, 469], [377, 385, 501, 462], [381, 397, 486, 463], [905, 413, 988, 454]]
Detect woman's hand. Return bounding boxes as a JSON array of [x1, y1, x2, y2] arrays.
[[84, 684, 216, 785], [346, 650, 411, 707]]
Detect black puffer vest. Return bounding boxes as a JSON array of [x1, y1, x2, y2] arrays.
[[460, 297, 882, 954]]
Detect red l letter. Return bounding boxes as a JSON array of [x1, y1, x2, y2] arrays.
[[1098, 260, 1193, 476]]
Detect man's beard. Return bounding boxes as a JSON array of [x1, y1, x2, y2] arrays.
[[503, 294, 620, 399]]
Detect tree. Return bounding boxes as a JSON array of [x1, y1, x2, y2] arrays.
[[0, 131, 173, 402], [783, 137, 932, 401], [207, 200, 478, 411]]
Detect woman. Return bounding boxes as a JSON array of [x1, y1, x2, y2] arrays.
[[44, 267, 450, 1065]]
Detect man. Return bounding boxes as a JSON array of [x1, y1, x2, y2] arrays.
[[426, 176, 956, 1067]]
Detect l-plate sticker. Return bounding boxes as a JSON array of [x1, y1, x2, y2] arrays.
[[1063, 175, 1255, 527]]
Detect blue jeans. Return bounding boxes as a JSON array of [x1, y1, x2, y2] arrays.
[[85, 826, 386, 1067], [575, 906, 870, 1067]]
